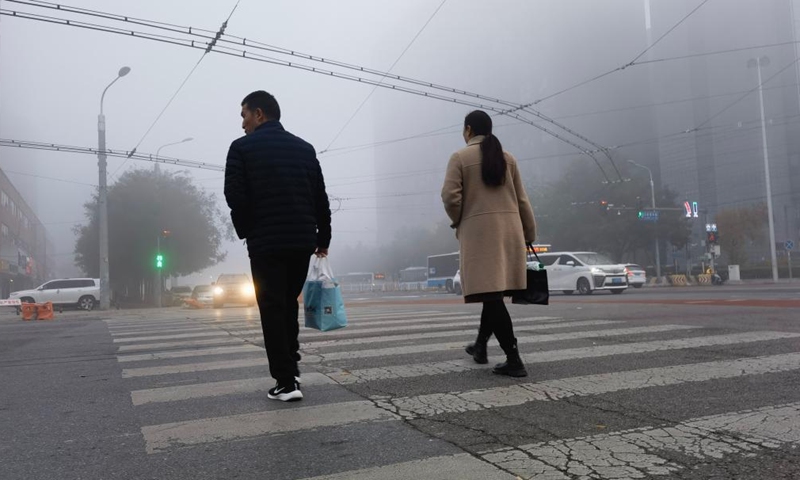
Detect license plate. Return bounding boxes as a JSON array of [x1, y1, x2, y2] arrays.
[[611, 277, 623, 284]]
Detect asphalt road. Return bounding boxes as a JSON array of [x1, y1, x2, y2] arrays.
[[1, 284, 799, 479]]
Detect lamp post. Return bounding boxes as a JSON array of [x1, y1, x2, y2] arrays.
[[98, 66, 131, 310], [155, 137, 193, 174], [628, 160, 661, 280], [747, 56, 779, 282]]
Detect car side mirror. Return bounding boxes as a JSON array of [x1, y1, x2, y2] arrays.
[[38, 287, 44, 291], [566, 261, 576, 267]]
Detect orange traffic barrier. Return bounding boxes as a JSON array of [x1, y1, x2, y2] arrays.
[[21, 303, 37, 321], [183, 298, 206, 309], [36, 302, 54, 320]]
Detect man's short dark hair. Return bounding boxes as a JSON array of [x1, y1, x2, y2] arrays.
[[241, 91, 281, 121]]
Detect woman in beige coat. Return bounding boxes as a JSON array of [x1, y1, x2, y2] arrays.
[[441, 110, 536, 377]]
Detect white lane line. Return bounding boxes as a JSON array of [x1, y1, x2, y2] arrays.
[[117, 321, 618, 363], [131, 372, 336, 405], [297, 453, 516, 480], [382, 352, 800, 418], [331, 331, 800, 383], [142, 400, 398, 454], [315, 325, 695, 362]]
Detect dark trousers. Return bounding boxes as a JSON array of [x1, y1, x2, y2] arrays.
[[477, 299, 516, 352], [250, 250, 313, 382]]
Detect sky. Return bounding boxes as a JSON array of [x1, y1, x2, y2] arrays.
[[2, 0, 800, 285]]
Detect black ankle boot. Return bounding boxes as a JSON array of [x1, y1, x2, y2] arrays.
[[465, 335, 489, 364], [493, 341, 527, 377]]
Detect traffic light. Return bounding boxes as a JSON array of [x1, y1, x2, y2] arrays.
[[600, 200, 609, 215], [707, 231, 718, 244], [156, 254, 164, 269]]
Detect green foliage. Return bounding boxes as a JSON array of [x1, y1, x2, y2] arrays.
[[530, 162, 691, 262], [715, 203, 768, 266], [74, 169, 232, 290]]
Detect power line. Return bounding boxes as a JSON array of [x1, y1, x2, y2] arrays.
[[0, 3, 614, 180], [0, 138, 225, 171], [518, 0, 711, 108], [2, 168, 97, 187], [320, 0, 447, 154], [114, 0, 243, 175]]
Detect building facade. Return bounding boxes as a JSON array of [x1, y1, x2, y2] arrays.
[[0, 168, 53, 297]]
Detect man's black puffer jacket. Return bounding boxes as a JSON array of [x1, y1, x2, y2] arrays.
[[224, 121, 331, 257]]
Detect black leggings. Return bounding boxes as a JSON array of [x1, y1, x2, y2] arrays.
[[477, 300, 516, 351]]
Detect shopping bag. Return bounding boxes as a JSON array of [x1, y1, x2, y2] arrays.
[[511, 246, 549, 306], [303, 257, 348, 332]]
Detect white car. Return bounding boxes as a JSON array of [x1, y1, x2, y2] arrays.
[[533, 252, 627, 295], [9, 278, 100, 310], [625, 264, 647, 288]]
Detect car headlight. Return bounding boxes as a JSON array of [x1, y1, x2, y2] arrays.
[[213, 286, 224, 296], [590, 268, 605, 275], [241, 284, 255, 296]]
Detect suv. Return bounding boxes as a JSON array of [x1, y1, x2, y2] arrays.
[[534, 252, 627, 295], [9, 278, 100, 310], [212, 274, 256, 308]]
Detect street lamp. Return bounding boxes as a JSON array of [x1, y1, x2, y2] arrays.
[[155, 137, 193, 174], [747, 56, 779, 282], [98, 66, 131, 311], [628, 160, 661, 280]]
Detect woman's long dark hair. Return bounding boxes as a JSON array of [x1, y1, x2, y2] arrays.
[[465, 110, 506, 186]]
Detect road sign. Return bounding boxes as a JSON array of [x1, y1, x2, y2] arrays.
[[638, 210, 659, 222], [786, 240, 795, 251]]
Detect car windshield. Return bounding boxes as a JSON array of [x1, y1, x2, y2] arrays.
[[173, 287, 191, 293], [194, 286, 211, 292], [575, 253, 616, 265], [627, 264, 644, 270]]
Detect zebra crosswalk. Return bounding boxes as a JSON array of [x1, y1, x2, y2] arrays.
[[104, 304, 800, 479]]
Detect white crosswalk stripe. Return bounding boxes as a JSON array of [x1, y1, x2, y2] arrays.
[[104, 305, 800, 479]]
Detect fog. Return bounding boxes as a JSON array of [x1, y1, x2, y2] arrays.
[[2, 0, 799, 285]]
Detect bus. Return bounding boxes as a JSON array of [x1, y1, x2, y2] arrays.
[[426, 252, 460, 292], [426, 245, 552, 294]]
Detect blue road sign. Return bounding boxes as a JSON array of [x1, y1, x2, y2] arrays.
[[786, 240, 795, 251]]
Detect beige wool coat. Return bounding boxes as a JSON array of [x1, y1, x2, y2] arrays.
[[441, 136, 537, 299]]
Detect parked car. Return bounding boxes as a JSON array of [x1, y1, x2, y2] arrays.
[[191, 285, 215, 305], [212, 274, 256, 308], [532, 252, 627, 295], [625, 264, 647, 288], [169, 286, 193, 306], [9, 278, 100, 310]]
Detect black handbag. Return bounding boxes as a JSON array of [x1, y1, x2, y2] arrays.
[[511, 246, 549, 306]]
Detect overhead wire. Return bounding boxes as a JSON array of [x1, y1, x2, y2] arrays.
[[0, 138, 225, 171], [0, 2, 615, 180], [320, 0, 448, 154], [510, 0, 712, 109], [112, 0, 243, 177]]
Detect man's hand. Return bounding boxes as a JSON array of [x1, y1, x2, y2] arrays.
[[315, 247, 329, 258]]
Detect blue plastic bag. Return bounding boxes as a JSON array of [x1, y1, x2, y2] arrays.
[[303, 258, 347, 332]]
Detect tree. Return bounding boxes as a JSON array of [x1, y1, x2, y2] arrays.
[[530, 162, 691, 263], [74, 169, 233, 298], [715, 203, 768, 266]]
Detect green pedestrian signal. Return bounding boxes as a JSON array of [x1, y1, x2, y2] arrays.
[[156, 254, 164, 269]]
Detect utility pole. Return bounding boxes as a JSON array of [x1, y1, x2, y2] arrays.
[[629, 160, 661, 280], [98, 66, 131, 310], [748, 56, 779, 282]]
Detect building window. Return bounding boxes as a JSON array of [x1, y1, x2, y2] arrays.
[[0, 191, 7, 207], [1, 224, 8, 237]]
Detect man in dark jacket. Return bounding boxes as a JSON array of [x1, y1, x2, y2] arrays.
[[225, 90, 331, 402]]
